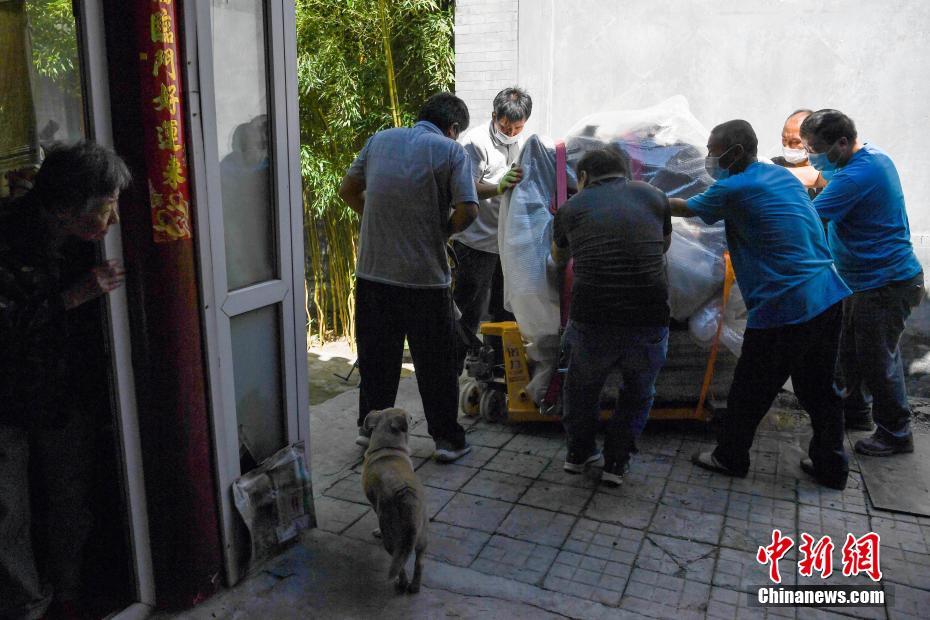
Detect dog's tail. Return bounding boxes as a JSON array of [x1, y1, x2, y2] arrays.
[[386, 488, 419, 580]]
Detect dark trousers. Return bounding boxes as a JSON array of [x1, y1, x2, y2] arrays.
[[836, 272, 925, 436], [0, 415, 92, 619], [713, 302, 848, 482], [451, 241, 515, 376], [356, 278, 466, 446], [562, 322, 669, 466]]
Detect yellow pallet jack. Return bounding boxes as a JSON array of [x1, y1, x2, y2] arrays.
[[459, 253, 736, 425]]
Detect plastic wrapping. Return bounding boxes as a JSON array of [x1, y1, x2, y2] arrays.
[[498, 97, 745, 402], [688, 283, 747, 357]]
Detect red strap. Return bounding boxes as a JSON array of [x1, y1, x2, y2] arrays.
[[555, 140, 567, 208]]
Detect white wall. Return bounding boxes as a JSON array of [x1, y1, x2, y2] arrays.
[[458, 0, 930, 239]]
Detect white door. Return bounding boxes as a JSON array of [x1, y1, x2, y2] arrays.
[[182, 0, 310, 584]]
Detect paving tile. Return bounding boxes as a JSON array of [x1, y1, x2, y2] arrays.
[[341, 509, 381, 546], [433, 492, 513, 533], [620, 568, 712, 619], [797, 470, 869, 516], [598, 452, 670, 502], [518, 479, 595, 516], [747, 450, 780, 476], [543, 551, 631, 606], [452, 444, 499, 468], [415, 461, 478, 491], [312, 496, 370, 534], [730, 470, 797, 502], [425, 522, 491, 567], [715, 546, 796, 593], [661, 480, 729, 515], [321, 472, 368, 505], [584, 492, 656, 530], [497, 505, 575, 547], [484, 449, 549, 478], [637, 430, 683, 457], [649, 504, 724, 545], [463, 428, 516, 448], [461, 469, 534, 503], [471, 534, 558, 585], [559, 518, 643, 565], [668, 455, 734, 491], [636, 534, 717, 583], [797, 505, 871, 551], [870, 516, 930, 591], [886, 582, 930, 619], [721, 492, 797, 554], [503, 434, 564, 459], [424, 487, 455, 518]]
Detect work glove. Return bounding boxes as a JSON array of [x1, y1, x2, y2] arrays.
[[497, 165, 523, 194]]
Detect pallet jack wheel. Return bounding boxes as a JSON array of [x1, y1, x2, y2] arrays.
[[459, 380, 482, 417], [479, 388, 507, 423]]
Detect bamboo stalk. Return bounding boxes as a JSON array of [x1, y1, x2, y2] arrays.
[[377, 0, 402, 128]]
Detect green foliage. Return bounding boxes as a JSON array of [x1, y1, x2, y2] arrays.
[[25, 0, 79, 89], [296, 0, 455, 342]]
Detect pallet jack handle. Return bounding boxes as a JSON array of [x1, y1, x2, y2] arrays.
[[694, 252, 736, 416]]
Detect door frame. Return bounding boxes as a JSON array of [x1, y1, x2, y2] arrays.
[[77, 0, 156, 615], [182, 0, 310, 585]]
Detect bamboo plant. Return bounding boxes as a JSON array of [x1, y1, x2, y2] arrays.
[[296, 0, 455, 346]]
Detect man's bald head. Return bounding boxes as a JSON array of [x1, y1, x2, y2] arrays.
[[782, 109, 812, 149]]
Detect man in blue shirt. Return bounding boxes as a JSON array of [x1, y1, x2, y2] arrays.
[[339, 93, 479, 463], [801, 110, 926, 456], [669, 120, 852, 490]]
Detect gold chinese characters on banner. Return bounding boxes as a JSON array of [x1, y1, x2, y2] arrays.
[[138, 0, 192, 243]]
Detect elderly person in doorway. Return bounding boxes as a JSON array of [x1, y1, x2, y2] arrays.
[[0, 141, 130, 619]]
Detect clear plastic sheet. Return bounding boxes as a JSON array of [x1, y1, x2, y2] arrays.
[[498, 97, 743, 403]]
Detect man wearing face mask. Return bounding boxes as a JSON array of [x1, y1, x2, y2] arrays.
[[451, 86, 532, 374], [668, 120, 852, 490], [771, 108, 826, 199], [801, 109, 925, 456]]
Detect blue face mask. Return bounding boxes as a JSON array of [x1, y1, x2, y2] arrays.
[[807, 141, 842, 180], [705, 145, 740, 181]]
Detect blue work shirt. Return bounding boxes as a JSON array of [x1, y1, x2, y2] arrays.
[[812, 144, 922, 292], [348, 121, 478, 288], [686, 161, 851, 329]]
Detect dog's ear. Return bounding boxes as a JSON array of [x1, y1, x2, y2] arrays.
[[363, 410, 382, 431], [389, 413, 408, 434]]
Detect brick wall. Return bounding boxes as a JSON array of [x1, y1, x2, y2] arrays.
[[454, 0, 519, 129]]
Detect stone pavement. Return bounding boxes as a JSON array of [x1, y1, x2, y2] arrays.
[[170, 376, 930, 619]]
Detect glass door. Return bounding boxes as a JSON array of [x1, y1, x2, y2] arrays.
[[183, 0, 310, 584], [0, 0, 154, 615]]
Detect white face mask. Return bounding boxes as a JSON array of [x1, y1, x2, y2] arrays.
[[493, 125, 520, 146], [782, 146, 808, 165]]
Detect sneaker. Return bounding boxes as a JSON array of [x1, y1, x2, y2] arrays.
[[564, 448, 604, 473], [601, 460, 626, 487], [356, 426, 371, 448], [435, 440, 472, 463], [854, 429, 914, 457], [800, 458, 847, 490], [844, 411, 874, 431]]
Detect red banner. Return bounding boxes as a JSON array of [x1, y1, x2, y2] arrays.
[[137, 0, 192, 243]]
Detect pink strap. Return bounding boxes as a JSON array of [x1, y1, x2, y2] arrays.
[[555, 140, 567, 209]]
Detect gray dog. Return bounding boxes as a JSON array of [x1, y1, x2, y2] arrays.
[[361, 408, 428, 593]]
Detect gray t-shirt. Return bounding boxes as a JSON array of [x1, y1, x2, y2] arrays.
[[450, 122, 522, 254], [347, 121, 478, 288], [553, 178, 672, 326]]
